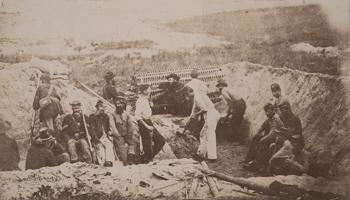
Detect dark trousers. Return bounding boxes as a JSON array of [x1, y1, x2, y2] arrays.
[[138, 119, 165, 163], [245, 134, 274, 166]]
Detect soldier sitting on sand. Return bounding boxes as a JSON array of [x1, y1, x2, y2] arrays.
[[26, 127, 69, 170], [62, 100, 92, 163], [0, 115, 20, 171]]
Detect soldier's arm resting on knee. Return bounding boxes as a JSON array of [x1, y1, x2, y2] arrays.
[[108, 113, 122, 138]]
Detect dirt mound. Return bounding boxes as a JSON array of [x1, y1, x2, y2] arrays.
[[224, 62, 350, 178]]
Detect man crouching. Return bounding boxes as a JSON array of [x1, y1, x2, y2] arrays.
[[89, 100, 116, 167]]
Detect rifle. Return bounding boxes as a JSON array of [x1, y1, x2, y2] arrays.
[[30, 74, 41, 145], [81, 109, 95, 161]]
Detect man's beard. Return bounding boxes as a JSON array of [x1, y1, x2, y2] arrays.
[[115, 107, 124, 114]]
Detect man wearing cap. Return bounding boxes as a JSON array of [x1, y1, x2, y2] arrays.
[[243, 103, 284, 172], [102, 71, 120, 103], [25, 127, 59, 170], [0, 115, 20, 171], [89, 100, 115, 167], [184, 86, 220, 162], [268, 101, 306, 175], [109, 97, 138, 165], [158, 73, 189, 115], [135, 84, 165, 163], [62, 100, 92, 163], [270, 83, 290, 115], [32, 73, 64, 131], [216, 79, 246, 140], [186, 69, 209, 94]]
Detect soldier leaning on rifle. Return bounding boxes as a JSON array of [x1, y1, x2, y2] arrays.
[[243, 103, 284, 172], [268, 101, 308, 175], [32, 73, 64, 132], [216, 79, 246, 141], [0, 115, 20, 171], [108, 97, 137, 165], [135, 84, 165, 164], [62, 100, 92, 163], [89, 100, 115, 167], [26, 127, 69, 170]]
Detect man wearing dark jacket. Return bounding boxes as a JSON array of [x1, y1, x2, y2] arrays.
[[89, 100, 115, 167], [102, 71, 121, 104], [268, 101, 305, 175], [25, 127, 58, 170], [32, 73, 64, 131], [62, 100, 92, 163], [109, 97, 138, 165], [0, 116, 20, 171]]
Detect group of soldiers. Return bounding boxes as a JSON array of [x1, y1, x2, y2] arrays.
[[0, 68, 308, 177], [243, 83, 309, 175], [24, 72, 167, 170]]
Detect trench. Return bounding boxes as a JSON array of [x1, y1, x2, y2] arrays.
[[1, 61, 349, 200]]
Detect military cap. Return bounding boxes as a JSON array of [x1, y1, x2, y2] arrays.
[[279, 100, 291, 111], [271, 83, 281, 91], [70, 100, 82, 107], [190, 69, 199, 78], [104, 71, 115, 81], [263, 103, 274, 111], [166, 73, 180, 81], [40, 73, 51, 81], [216, 79, 228, 88], [95, 100, 104, 108]]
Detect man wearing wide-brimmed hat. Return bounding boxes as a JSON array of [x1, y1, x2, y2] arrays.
[[157, 73, 190, 115], [216, 79, 246, 141], [62, 100, 92, 163], [25, 127, 58, 170], [26, 126, 70, 170], [0, 115, 20, 171]]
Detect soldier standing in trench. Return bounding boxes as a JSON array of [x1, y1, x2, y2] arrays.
[[184, 86, 220, 162], [109, 97, 138, 165], [270, 83, 290, 115], [32, 73, 64, 132], [135, 84, 165, 163], [102, 71, 123, 104], [0, 115, 20, 171], [216, 79, 246, 141]]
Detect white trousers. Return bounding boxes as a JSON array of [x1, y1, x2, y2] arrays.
[[96, 135, 116, 165], [197, 108, 220, 159]]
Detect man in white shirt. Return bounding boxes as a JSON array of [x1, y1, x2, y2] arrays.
[[186, 69, 209, 94], [185, 86, 220, 162], [135, 84, 165, 163]]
